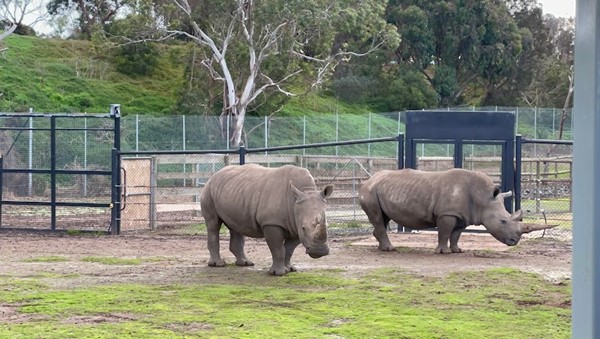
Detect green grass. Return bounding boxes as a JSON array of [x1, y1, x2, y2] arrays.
[[0, 268, 571, 338], [23, 256, 68, 263], [0, 35, 184, 114]]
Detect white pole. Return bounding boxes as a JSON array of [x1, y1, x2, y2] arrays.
[[264, 116, 268, 155], [515, 107, 519, 135], [303, 116, 306, 156], [552, 108, 556, 138], [368, 113, 372, 156], [135, 114, 139, 152], [182, 115, 186, 151], [335, 112, 339, 156], [534, 107, 538, 155], [397, 111, 402, 158]]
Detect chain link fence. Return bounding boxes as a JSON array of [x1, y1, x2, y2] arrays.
[[0, 107, 572, 241], [0, 113, 116, 231], [119, 106, 572, 152], [517, 138, 573, 241], [118, 137, 403, 236], [117, 136, 572, 243]]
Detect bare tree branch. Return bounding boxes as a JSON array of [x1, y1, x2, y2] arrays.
[[0, 22, 16, 41]]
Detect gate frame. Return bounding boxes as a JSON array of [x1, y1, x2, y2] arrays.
[[404, 110, 516, 211], [114, 135, 404, 234], [0, 104, 121, 233]]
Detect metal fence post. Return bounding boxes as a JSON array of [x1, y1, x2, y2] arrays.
[[515, 135, 522, 212], [239, 145, 246, 165], [110, 104, 122, 235], [397, 134, 404, 169], [0, 155, 3, 227], [111, 148, 120, 235], [50, 116, 57, 231], [28, 109, 33, 197]]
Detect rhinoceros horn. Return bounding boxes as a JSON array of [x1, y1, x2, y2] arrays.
[[312, 222, 327, 241], [500, 191, 513, 199], [520, 223, 559, 234]]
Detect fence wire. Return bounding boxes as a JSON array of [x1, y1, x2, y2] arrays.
[[118, 139, 572, 243]]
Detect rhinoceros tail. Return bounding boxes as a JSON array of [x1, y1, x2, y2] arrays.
[[377, 194, 392, 230]]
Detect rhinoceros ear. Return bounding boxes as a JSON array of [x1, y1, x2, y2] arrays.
[[511, 209, 523, 221], [322, 185, 334, 198], [493, 186, 501, 199], [290, 181, 305, 200]]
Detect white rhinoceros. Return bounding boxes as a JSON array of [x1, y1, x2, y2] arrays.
[[359, 168, 553, 253], [200, 164, 333, 275]]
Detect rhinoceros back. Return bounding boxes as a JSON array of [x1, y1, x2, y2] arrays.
[[361, 168, 494, 228], [201, 164, 317, 237]]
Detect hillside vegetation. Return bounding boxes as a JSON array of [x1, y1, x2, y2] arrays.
[[0, 35, 186, 114], [0, 35, 371, 116]]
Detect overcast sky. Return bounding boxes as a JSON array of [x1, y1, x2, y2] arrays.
[[539, 0, 576, 17]]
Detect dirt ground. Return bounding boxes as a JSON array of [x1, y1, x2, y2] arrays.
[[0, 231, 571, 288]]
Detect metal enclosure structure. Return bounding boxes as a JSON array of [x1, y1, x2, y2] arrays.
[[572, 0, 600, 337], [0, 105, 121, 233], [404, 110, 516, 211]]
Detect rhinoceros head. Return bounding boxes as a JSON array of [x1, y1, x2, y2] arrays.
[[290, 182, 334, 258], [482, 188, 557, 245], [481, 188, 524, 246]]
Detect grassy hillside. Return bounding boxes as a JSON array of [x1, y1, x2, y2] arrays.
[[0, 35, 374, 117], [0, 35, 186, 114]]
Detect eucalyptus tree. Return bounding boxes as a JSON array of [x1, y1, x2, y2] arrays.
[[0, 0, 47, 37], [387, 0, 523, 106], [149, 0, 398, 147], [46, 0, 134, 38]]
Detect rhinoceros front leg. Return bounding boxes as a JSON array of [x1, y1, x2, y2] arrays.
[[263, 225, 290, 276], [435, 216, 458, 254], [449, 226, 466, 253], [284, 238, 301, 272], [229, 229, 254, 267]]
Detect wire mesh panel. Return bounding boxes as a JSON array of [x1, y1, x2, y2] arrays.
[[519, 140, 573, 241], [0, 113, 117, 232], [117, 138, 401, 235]]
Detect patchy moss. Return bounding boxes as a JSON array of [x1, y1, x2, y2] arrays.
[[0, 268, 570, 338]]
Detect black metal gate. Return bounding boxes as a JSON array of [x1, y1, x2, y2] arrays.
[[404, 110, 516, 211], [0, 105, 121, 233]]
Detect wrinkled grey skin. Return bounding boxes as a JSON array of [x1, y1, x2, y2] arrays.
[[200, 164, 333, 275], [359, 168, 524, 254]]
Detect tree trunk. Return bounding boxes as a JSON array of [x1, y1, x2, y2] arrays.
[[231, 105, 246, 147], [558, 73, 574, 140], [0, 23, 17, 41]]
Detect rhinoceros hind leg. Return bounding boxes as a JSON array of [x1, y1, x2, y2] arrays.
[[229, 229, 254, 266], [206, 216, 225, 267], [365, 209, 395, 251], [434, 216, 457, 254]]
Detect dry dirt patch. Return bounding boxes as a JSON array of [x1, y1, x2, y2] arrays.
[[0, 231, 571, 287]]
